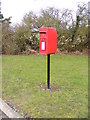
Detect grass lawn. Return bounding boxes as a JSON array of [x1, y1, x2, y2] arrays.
[[2, 55, 88, 118]]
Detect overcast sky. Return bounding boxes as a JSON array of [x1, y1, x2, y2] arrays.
[[1, 0, 89, 25]]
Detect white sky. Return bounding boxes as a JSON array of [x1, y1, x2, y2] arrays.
[[1, 0, 89, 25]]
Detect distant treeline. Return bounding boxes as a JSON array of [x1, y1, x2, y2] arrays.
[[1, 2, 88, 55]]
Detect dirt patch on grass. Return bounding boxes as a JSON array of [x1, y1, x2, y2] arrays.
[[39, 83, 61, 92]]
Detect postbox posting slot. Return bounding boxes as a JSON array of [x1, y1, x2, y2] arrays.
[[39, 31, 47, 34], [40, 31, 47, 38]]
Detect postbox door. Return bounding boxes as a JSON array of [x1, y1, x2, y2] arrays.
[[39, 31, 47, 54]]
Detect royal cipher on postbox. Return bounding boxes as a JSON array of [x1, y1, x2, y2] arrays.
[[39, 27, 57, 55]]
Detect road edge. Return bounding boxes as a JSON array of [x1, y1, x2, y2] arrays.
[[0, 98, 23, 118]]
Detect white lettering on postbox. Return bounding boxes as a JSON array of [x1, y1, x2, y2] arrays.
[[41, 42, 45, 50]]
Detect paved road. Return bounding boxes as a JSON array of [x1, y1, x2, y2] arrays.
[[0, 109, 8, 119]]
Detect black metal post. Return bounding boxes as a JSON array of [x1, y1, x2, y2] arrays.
[[47, 54, 50, 89]]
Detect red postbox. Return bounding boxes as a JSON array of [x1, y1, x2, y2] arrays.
[[39, 27, 57, 89], [39, 27, 57, 55]]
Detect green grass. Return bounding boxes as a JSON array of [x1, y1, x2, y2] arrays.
[[2, 55, 88, 118]]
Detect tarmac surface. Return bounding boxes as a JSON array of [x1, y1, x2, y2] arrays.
[[0, 109, 8, 119], [0, 98, 23, 119]]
